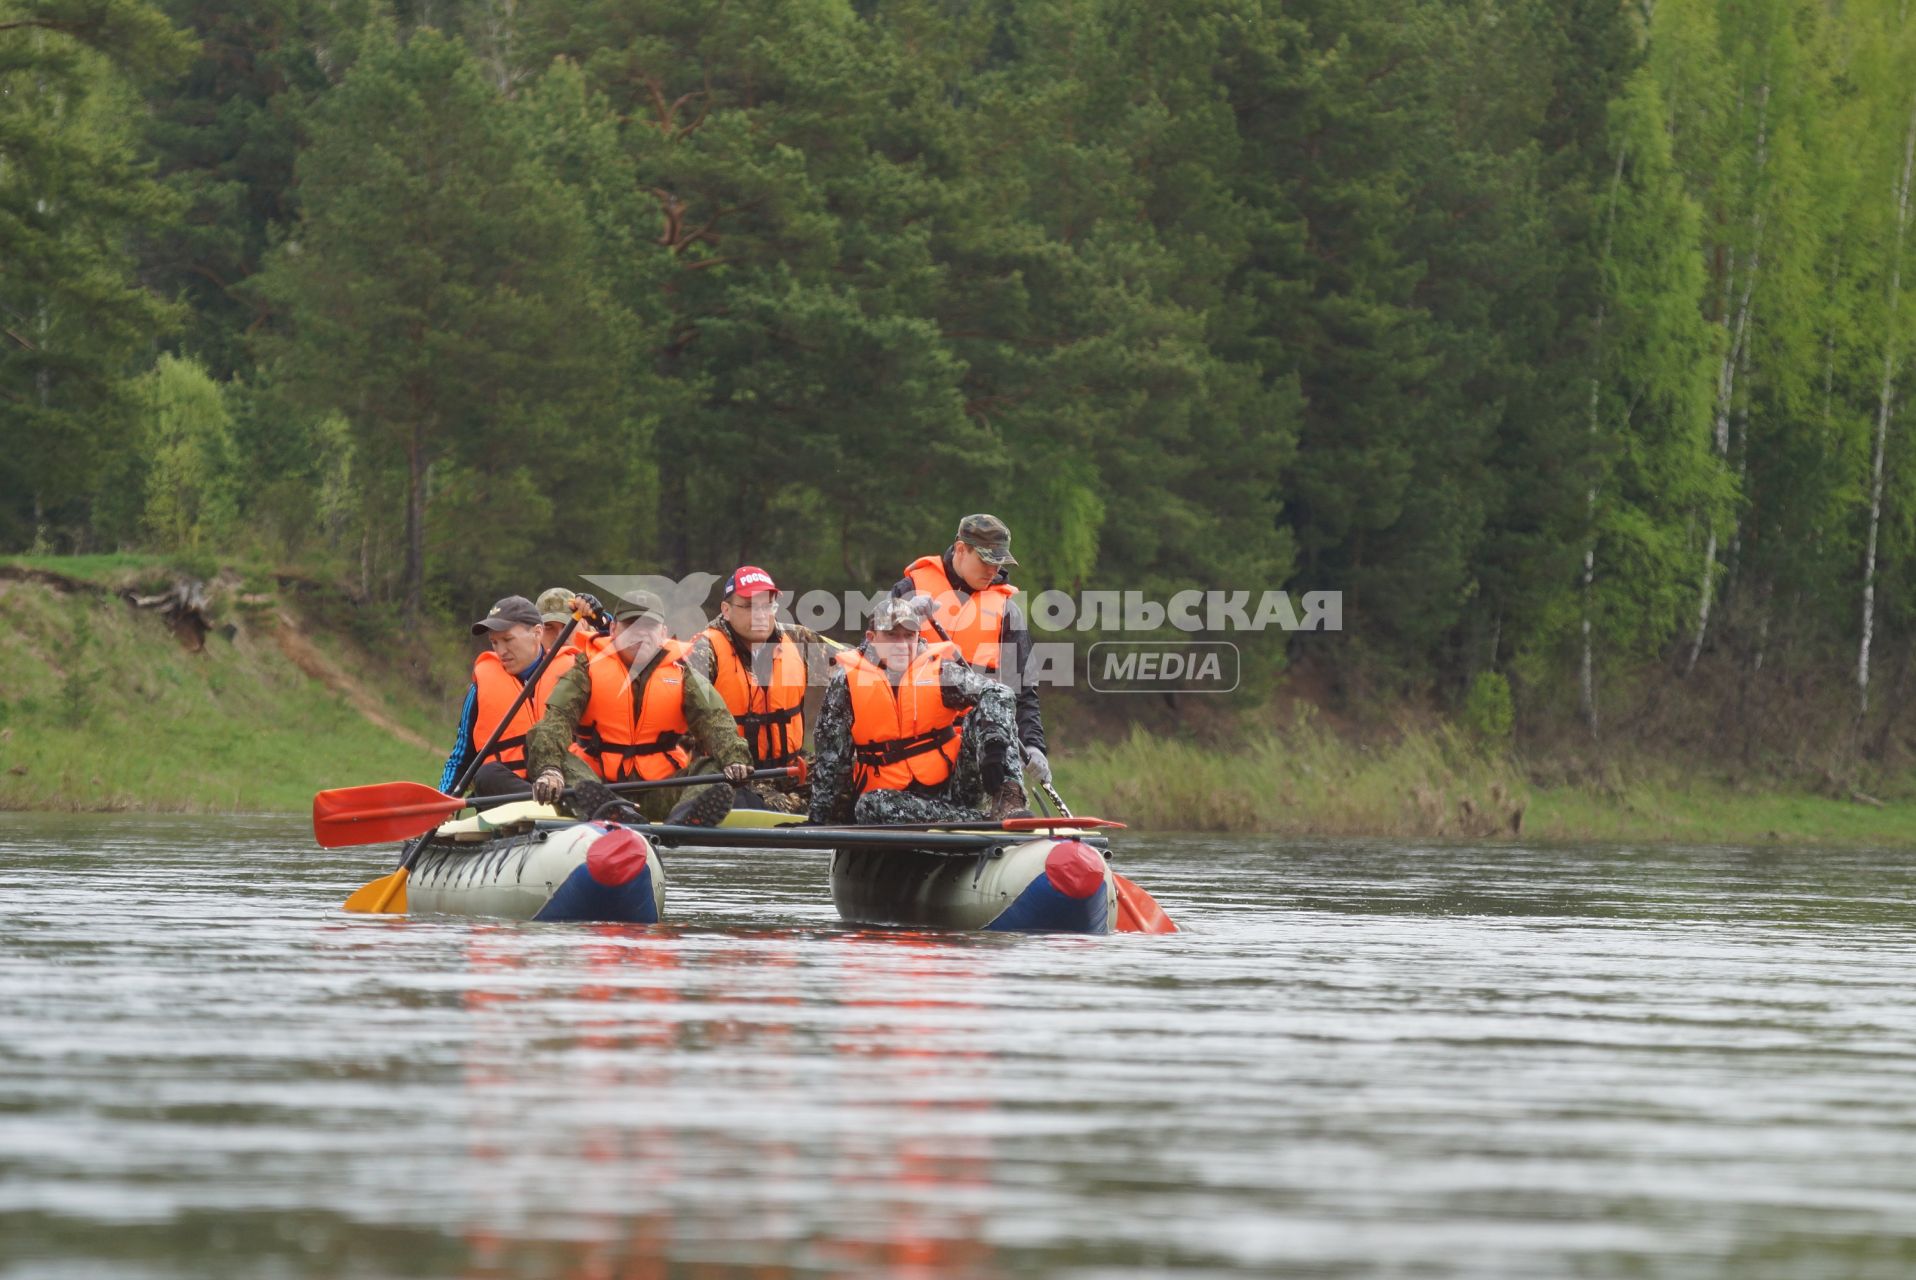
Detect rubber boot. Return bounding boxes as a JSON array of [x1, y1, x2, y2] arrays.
[[569, 778, 641, 824], [668, 783, 735, 827]]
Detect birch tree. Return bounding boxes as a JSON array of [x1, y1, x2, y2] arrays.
[[1581, 71, 1720, 711], [1858, 98, 1916, 716]]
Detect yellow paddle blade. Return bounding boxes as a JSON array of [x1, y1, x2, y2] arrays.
[[716, 808, 809, 830], [342, 868, 409, 914]]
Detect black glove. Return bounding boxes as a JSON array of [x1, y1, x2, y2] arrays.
[[573, 592, 611, 631], [980, 746, 1007, 797]]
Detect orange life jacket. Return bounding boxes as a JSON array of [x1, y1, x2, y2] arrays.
[[903, 555, 1016, 672], [470, 649, 576, 779], [575, 640, 694, 782], [840, 641, 963, 794], [561, 626, 606, 661], [698, 624, 806, 768]]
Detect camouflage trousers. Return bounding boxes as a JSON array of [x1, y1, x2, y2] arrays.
[[851, 684, 1024, 826], [555, 753, 733, 823], [738, 782, 808, 814]]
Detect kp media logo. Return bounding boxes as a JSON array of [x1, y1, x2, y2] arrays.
[[1087, 642, 1240, 694]]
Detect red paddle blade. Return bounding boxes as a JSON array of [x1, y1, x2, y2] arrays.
[[1001, 816, 1127, 831], [1113, 873, 1177, 933], [312, 781, 463, 848]]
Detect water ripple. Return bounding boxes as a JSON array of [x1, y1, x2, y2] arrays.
[[3, 813, 1916, 1277]]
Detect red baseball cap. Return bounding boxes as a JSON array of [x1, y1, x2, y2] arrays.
[[724, 565, 779, 599]]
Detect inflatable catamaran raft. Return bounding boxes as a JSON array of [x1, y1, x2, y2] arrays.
[[315, 608, 1171, 933], [396, 801, 1118, 932], [314, 773, 1170, 932], [404, 804, 670, 923]]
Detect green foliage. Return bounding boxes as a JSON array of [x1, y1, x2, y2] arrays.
[[1462, 671, 1516, 746], [142, 0, 342, 376], [1577, 68, 1722, 667], [7, 0, 1916, 756], [0, 573, 449, 812], [0, 0, 192, 550], [58, 632, 95, 723], [253, 24, 625, 617], [1065, 720, 1530, 836], [137, 353, 240, 549]]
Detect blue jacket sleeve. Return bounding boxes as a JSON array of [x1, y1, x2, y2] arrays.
[[438, 683, 478, 793]]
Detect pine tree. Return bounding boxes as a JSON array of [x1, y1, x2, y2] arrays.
[[254, 25, 623, 619], [0, 0, 191, 550], [139, 0, 341, 376]]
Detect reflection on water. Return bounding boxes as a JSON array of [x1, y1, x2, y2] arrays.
[[454, 926, 998, 1278], [4, 813, 1916, 1278]]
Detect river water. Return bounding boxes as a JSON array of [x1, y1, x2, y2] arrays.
[[3, 813, 1915, 1278]]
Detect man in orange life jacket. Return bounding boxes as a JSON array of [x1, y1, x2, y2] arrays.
[[526, 590, 752, 825], [891, 513, 1051, 789], [684, 565, 838, 813], [438, 595, 578, 798], [807, 596, 1030, 826], [536, 587, 609, 659]]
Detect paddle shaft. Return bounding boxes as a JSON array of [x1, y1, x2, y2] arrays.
[[315, 765, 808, 848], [792, 817, 1118, 833], [633, 823, 1107, 854], [925, 610, 1056, 810], [467, 766, 797, 814]]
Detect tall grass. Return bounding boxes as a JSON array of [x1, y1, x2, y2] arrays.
[[1053, 721, 1916, 844], [1057, 719, 1529, 837]]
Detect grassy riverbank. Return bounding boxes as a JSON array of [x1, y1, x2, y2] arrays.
[[0, 557, 448, 812], [7, 554, 1916, 845], [1060, 724, 1916, 847]]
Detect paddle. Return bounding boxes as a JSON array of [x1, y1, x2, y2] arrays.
[[793, 815, 1126, 833], [318, 764, 806, 849], [624, 822, 1106, 854], [1031, 774, 1176, 933], [337, 611, 583, 912]]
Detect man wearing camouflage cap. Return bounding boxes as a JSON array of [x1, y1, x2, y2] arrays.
[[893, 514, 1050, 787], [807, 595, 1029, 826], [526, 589, 751, 826], [535, 586, 609, 659]]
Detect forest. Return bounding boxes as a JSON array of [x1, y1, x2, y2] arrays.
[[5, 0, 1916, 758]]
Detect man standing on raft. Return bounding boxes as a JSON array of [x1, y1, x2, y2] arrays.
[[892, 513, 1052, 792]]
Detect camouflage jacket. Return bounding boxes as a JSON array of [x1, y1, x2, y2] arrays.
[[890, 549, 1046, 754], [526, 646, 749, 779], [806, 648, 999, 825]]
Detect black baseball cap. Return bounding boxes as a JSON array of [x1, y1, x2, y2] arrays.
[[470, 595, 543, 635]]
